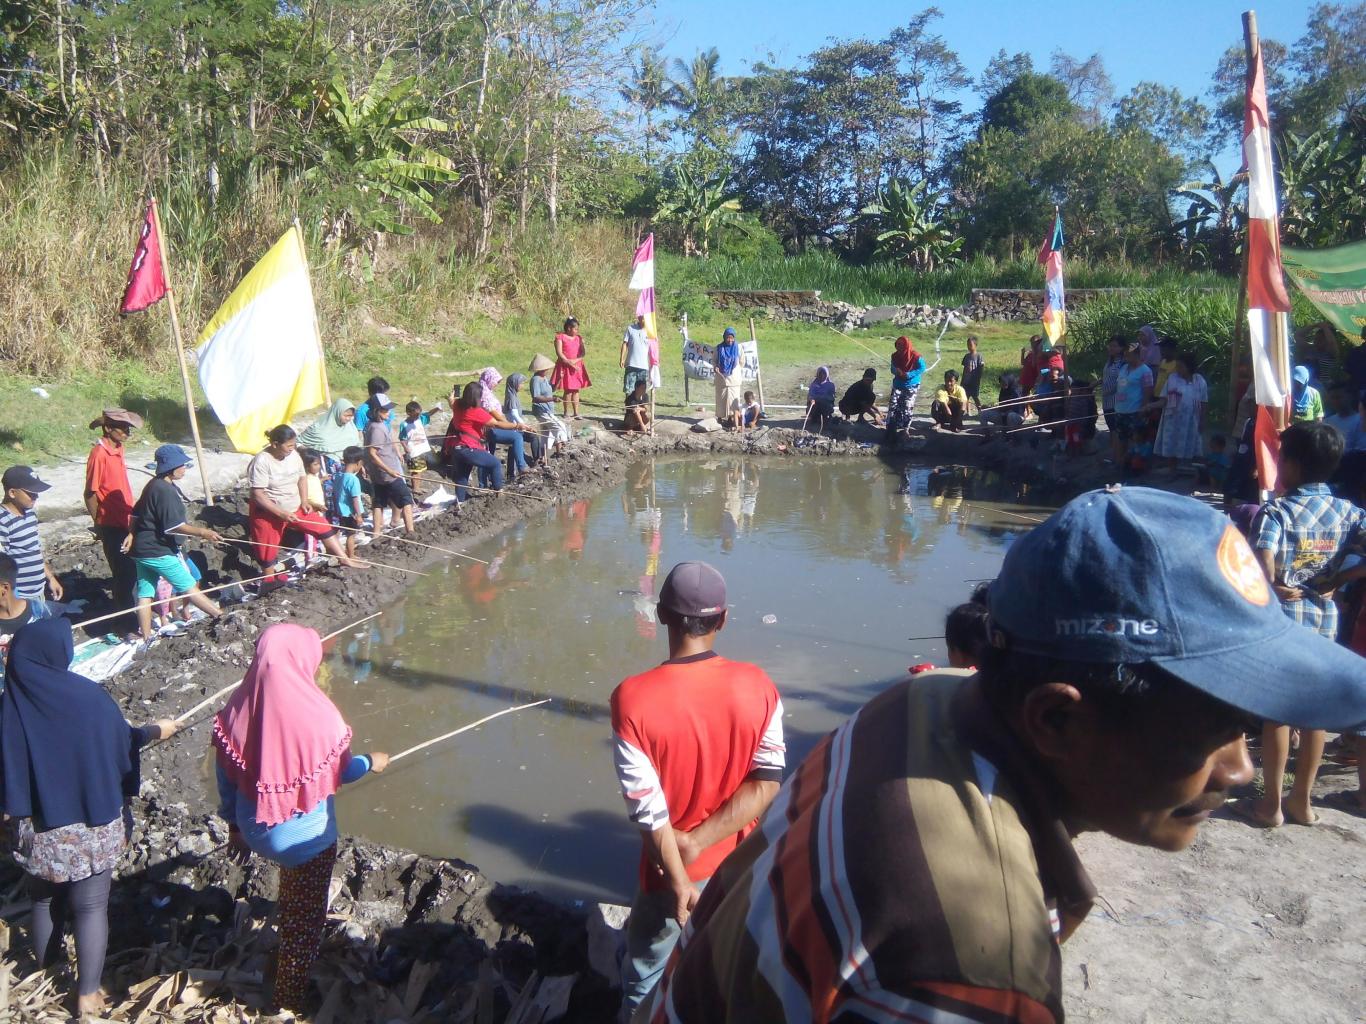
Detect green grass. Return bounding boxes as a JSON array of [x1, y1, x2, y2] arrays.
[[0, 318, 1037, 462], [667, 251, 1233, 309]]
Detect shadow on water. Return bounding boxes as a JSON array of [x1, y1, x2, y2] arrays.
[[460, 805, 637, 901]]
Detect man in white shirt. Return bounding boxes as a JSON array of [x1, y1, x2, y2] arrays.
[[621, 314, 651, 396]]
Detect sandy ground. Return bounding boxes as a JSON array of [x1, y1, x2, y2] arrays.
[[1066, 804, 1365, 1023], [8, 415, 1365, 1022]]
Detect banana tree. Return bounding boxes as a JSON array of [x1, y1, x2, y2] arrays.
[[859, 178, 963, 271], [1277, 123, 1366, 248], [656, 165, 749, 257], [1168, 162, 1246, 274], [302, 60, 458, 250]]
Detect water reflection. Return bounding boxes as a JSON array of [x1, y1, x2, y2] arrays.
[[328, 457, 1043, 902]]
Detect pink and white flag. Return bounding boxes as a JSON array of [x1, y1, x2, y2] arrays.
[[629, 234, 660, 387]]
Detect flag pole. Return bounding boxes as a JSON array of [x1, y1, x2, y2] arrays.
[[749, 317, 766, 411], [151, 198, 215, 507], [293, 216, 332, 407], [1229, 11, 1260, 426]]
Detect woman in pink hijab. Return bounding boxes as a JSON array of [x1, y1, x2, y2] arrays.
[[212, 624, 389, 1012]]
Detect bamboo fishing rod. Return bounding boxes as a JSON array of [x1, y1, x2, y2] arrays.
[[408, 473, 558, 505], [328, 520, 490, 566], [1003, 413, 1101, 436], [383, 699, 552, 765], [166, 611, 388, 730], [213, 536, 431, 577], [73, 567, 288, 632]]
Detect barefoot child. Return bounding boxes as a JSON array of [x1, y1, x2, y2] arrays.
[[1242, 422, 1366, 828], [335, 447, 367, 560], [742, 391, 764, 429]]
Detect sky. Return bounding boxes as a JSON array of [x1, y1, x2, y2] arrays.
[[644, 0, 1317, 122]]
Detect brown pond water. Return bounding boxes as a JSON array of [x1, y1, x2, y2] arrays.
[[324, 457, 1051, 903]]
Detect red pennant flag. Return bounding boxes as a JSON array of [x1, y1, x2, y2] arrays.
[[120, 200, 168, 315]]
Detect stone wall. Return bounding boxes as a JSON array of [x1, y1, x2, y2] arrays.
[[963, 287, 1141, 321]]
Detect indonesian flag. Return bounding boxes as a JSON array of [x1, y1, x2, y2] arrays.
[[630, 234, 661, 388], [1243, 41, 1293, 492], [119, 200, 169, 315], [1037, 212, 1066, 348]]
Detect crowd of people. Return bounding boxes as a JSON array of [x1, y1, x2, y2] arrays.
[[0, 312, 1364, 1021]]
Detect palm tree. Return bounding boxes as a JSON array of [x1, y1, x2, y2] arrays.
[[656, 165, 748, 257], [620, 47, 670, 166], [859, 179, 964, 271], [668, 48, 724, 115]]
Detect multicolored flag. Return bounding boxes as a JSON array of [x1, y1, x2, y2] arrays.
[[629, 233, 661, 387], [1037, 211, 1066, 348], [119, 200, 169, 315], [1243, 38, 1293, 492], [195, 226, 328, 453]]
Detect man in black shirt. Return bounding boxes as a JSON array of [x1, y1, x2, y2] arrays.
[[838, 368, 883, 425], [0, 552, 63, 664]]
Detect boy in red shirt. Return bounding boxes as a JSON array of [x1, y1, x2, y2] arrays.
[[611, 561, 784, 1019], [83, 409, 143, 630]]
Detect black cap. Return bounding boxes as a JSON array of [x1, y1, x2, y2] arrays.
[[658, 561, 727, 617], [1, 466, 50, 495]]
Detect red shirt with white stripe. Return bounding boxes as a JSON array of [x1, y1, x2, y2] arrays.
[[611, 651, 784, 892]]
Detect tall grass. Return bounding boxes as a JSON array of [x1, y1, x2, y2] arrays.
[[1066, 287, 1321, 418], [0, 150, 639, 378], [678, 251, 1232, 308]]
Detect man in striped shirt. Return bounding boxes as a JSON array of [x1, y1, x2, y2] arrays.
[[0, 467, 62, 602], [612, 561, 784, 1021], [642, 488, 1366, 1024]]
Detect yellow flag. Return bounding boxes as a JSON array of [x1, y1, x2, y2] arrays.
[[195, 227, 327, 453]]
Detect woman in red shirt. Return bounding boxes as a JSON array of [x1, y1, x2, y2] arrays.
[[443, 383, 528, 500]]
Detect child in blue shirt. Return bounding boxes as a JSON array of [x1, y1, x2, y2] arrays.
[[335, 446, 366, 559]]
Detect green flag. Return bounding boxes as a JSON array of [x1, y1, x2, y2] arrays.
[[1282, 240, 1366, 338]]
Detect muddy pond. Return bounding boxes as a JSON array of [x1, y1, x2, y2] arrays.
[[322, 457, 1050, 903]]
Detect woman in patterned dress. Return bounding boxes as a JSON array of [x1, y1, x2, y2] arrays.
[[1, 618, 178, 1019]]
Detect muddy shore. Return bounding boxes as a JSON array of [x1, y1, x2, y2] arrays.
[[6, 418, 1209, 1020]]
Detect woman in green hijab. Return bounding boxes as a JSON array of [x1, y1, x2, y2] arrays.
[[297, 399, 359, 461]]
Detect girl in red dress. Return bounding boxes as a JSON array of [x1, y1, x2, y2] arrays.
[[551, 316, 591, 418]]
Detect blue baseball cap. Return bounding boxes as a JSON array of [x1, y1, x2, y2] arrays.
[[148, 444, 193, 476], [988, 486, 1366, 731]]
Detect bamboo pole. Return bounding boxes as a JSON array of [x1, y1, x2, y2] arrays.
[[329, 519, 490, 565], [386, 699, 551, 764], [152, 198, 215, 507], [73, 568, 286, 631], [749, 317, 767, 411], [293, 217, 332, 407], [681, 312, 690, 406], [168, 611, 388, 728], [1229, 11, 1260, 427], [214, 535, 431, 576]]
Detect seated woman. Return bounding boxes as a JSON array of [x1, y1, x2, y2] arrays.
[[806, 366, 836, 432], [247, 426, 358, 576], [502, 373, 547, 465], [838, 368, 883, 425], [529, 354, 570, 455], [444, 382, 532, 500], [477, 367, 531, 478], [980, 372, 1025, 430], [930, 370, 968, 431]]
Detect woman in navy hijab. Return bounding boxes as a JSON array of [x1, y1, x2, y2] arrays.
[[0, 618, 177, 1017]]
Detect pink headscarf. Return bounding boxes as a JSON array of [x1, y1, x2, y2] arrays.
[[212, 624, 353, 827], [478, 368, 504, 414]]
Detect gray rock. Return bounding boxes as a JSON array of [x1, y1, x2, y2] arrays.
[[587, 902, 631, 986]]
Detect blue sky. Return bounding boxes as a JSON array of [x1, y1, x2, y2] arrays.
[[645, 0, 1314, 116]]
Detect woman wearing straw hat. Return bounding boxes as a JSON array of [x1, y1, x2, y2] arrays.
[[529, 353, 570, 452]]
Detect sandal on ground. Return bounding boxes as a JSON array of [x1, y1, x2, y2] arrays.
[[1321, 790, 1366, 819]]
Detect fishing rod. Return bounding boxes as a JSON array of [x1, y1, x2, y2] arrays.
[[1004, 412, 1100, 435], [328, 520, 490, 566], [166, 611, 389, 730], [409, 473, 558, 505], [964, 503, 1045, 524], [213, 536, 430, 577], [73, 567, 289, 632], [382, 699, 552, 766]]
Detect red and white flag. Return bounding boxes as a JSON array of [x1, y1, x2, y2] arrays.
[[119, 200, 168, 315], [1243, 42, 1292, 492]]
